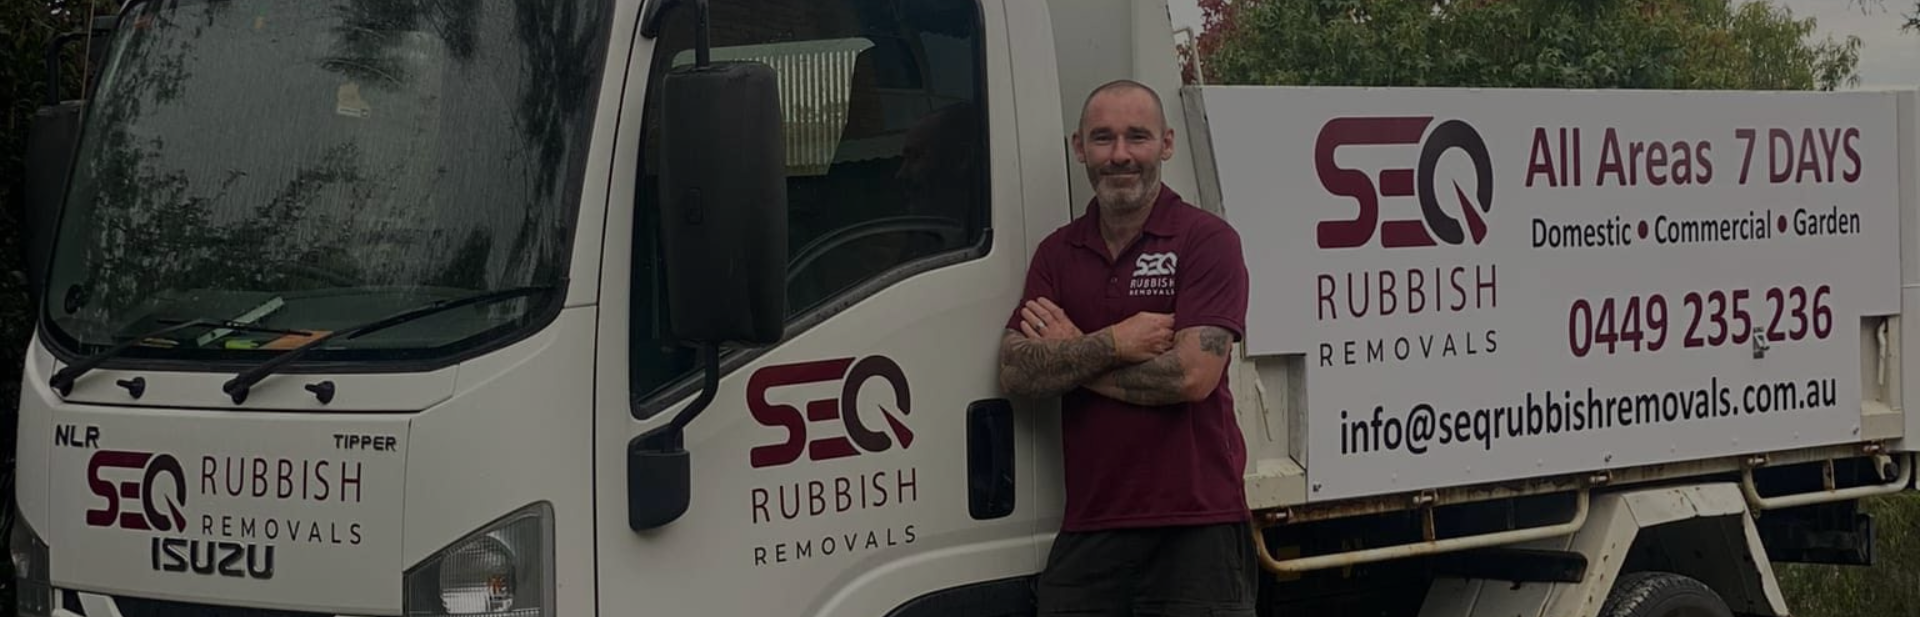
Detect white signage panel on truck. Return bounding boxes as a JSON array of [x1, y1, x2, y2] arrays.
[[43, 409, 408, 614], [1196, 86, 1903, 502]]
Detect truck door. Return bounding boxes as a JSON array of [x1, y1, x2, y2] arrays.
[[595, 0, 1049, 614]]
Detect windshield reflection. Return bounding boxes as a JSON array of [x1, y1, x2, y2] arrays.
[[45, 0, 610, 362]]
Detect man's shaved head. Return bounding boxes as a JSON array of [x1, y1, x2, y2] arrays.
[[1079, 79, 1167, 133]]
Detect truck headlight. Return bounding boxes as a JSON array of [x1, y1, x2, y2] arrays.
[[9, 506, 51, 617], [404, 503, 552, 617]]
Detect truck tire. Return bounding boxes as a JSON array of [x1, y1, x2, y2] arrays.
[[1597, 572, 1734, 617]]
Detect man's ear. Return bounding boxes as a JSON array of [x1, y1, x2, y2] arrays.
[[1160, 127, 1176, 161], [1070, 130, 1086, 163]]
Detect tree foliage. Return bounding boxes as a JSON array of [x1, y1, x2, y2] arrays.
[[1855, 0, 1920, 34], [1775, 495, 1920, 617], [1182, 0, 1863, 91], [2, 3, 119, 616]]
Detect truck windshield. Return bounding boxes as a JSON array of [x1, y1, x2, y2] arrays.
[[42, 0, 611, 365]]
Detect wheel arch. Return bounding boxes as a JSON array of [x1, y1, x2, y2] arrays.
[[1416, 483, 1791, 617], [1551, 483, 1790, 617], [1615, 514, 1781, 616]]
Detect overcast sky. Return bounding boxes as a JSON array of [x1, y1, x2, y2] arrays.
[[1166, 0, 1920, 88]]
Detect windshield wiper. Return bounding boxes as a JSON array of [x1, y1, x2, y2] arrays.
[[50, 318, 314, 397], [220, 284, 561, 404]]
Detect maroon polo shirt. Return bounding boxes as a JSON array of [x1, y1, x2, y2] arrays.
[[1006, 183, 1251, 532]]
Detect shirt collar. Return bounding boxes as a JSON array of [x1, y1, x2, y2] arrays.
[[1069, 183, 1183, 250]]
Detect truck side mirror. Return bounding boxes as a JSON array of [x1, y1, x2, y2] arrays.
[[656, 60, 788, 347], [629, 27, 788, 532], [22, 21, 113, 310], [23, 103, 84, 310]]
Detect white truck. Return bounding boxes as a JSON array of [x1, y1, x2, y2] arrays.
[[11, 0, 1920, 616]]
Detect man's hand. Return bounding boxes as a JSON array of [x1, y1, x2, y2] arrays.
[[1018, 298, 1083, 339], [1107, 311, 1175, 363], [1021, 299, 1172, 363]]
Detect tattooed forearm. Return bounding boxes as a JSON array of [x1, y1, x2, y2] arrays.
[[998, 330, 1118, 397], [1087, 326, 1234, 406], [1087, 351, 1188, 406]]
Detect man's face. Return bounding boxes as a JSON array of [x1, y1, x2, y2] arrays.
[[1074, 88, 1174, 214]]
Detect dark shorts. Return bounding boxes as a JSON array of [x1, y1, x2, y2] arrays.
[[1035, 522, 1259, 617]]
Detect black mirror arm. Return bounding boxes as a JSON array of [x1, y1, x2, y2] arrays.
[[42, 11, 126, 106], [45, 31, 88, 105], [639, 0, 712, 68], [635, 342, 721, 452]]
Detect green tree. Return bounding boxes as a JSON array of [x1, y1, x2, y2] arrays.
[[1851, 0, 1920, 34], [1774, 495, 1920, 617], [1184, 0, 1862, 91], [3, 3, 119, 616]]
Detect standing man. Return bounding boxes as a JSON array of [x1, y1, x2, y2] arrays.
[[998, 79, 1255, 616]]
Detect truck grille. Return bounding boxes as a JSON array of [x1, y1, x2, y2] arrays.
[[62, 591, 341, 617]]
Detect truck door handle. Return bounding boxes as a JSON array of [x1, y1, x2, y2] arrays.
[[968, 398, 1016, 520]]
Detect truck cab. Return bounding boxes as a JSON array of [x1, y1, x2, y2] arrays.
[[13, 1, 1193, 615]]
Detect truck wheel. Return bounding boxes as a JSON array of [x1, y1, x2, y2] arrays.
[[1598, 572, 1733, 617]]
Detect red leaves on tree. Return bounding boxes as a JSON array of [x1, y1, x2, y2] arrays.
[[1180, 0, 1255, 83]]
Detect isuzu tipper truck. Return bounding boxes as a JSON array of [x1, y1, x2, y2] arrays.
[[12, 0, 1920, 616]]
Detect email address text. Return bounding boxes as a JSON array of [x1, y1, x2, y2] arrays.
[[1340, 376, 1839, 456]]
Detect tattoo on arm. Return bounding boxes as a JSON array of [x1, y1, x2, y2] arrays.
[[1199, 327, 1232, 356], [999, 329, 1116, 397], [1093, 351, 1189, 406], [1087, 326, 1234, 406]]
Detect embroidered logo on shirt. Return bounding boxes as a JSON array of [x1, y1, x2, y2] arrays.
[[1133, 252, 1178, 277], [1130, 252, 1178, 297]]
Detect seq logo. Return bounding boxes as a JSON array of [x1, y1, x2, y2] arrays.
[[1315, 117, 1495, 250], [86, 449, 188, 532], [1133, 252, 1178, 278], [748, 355, 915, 469]]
